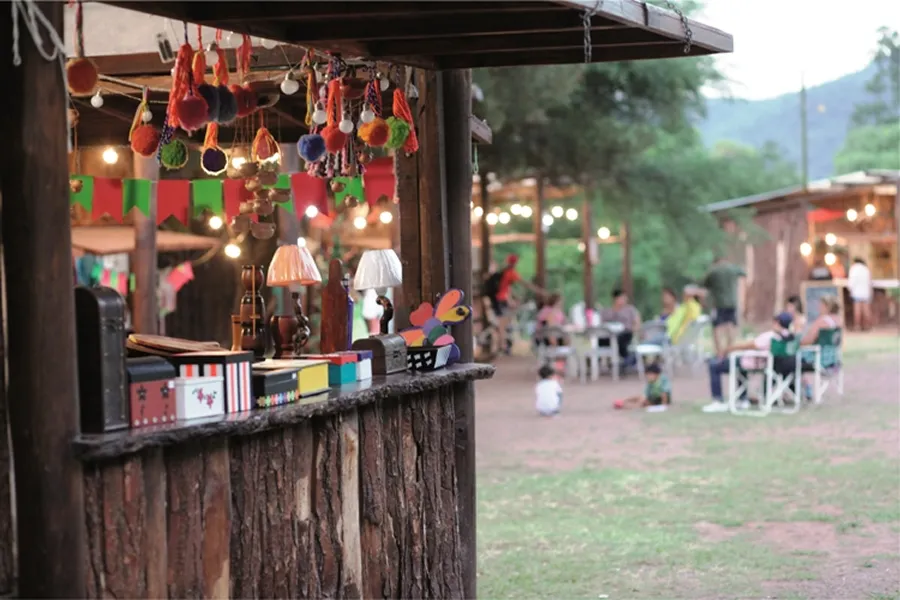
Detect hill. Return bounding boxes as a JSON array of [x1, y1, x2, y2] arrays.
[[698, 65, 876, 180]]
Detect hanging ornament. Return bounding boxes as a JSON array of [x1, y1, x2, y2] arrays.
[[254, 197, 275, 216], [358, 152, 372, 165], [298, 134, 326, 164], [232, 215, 251, 235], [66, 1, 99, 96], [141, 109, 153, 123], [392, 87, 419, 153], [201, 123, 227, 176], [339, 115, 354, 134], [360, 106, 375, 124], [384, 116, 411, 150], [280, 71, 300, 95], [160, 139, 189, 171], [357, 80, 389, 147], [330, 180, 345, 193], [246, 178, 262, 193], [341, 77, 367, 100], [257, 169, 279, 187], [129, 88, 161, 157], [223, 31, 240, 49], [321, 78, 348, 153], [378, 72, 390, 92], [268, 188, 291, 204], [344, 195, 360, 208], [312, 103, 328, 125], [90, 91, 104, 108], [205, 42, 220, 67], [193, 48, 220, 123], [70, 179, 84, 194], [251, 125, 279, 162], [250, 222, 276, 240]]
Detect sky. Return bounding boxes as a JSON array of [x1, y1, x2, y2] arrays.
[[697, 0, 899, 100]]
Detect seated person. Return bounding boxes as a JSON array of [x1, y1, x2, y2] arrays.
[[535, 293, 567, 348], [658, 287, 678, 321], [800, 295, 842, 346], [614, 363, 671, 411], [599, 289, 641, 362], [785, 295, 806, 335], [666, 284, 704, 344], [702, 312, 794, 413]]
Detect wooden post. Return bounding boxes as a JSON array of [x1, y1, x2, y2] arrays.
[[277, 143, 301, 314], [479, 176, 491, 280], [442, 68, 476, 598], [132, 154, 159, 334], [581, 193, 594, 308], [0, 2, 87, 595], [622, 220, 634, 299], [534, 176, 546, 288]]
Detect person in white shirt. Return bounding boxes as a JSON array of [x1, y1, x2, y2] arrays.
[[535, 365, 562, 417], [847, 258, 872, 331]]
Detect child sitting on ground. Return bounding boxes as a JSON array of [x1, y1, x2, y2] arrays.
[[614, 363, 671, 411], [535, 364, 563, 417]]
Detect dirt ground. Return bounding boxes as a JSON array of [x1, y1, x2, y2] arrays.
[[474, 331, 900, 599]]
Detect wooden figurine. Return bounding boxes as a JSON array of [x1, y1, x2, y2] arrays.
[[239, 264, 269, 359], [320, 259, 353, 354]]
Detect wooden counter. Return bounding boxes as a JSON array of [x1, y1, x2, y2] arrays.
[[75, 363, 493, 598]]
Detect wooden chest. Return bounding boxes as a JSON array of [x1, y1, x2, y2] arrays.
[[352, 334, 407, 375]]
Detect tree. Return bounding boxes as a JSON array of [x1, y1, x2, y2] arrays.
[[850, 27, 900, 128], [834, 124, 900, 172]]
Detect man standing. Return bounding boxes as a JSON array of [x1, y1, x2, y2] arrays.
[[847, 257, 872, 331], [703, 255, 746, 356], [484, 255, 545, 355]]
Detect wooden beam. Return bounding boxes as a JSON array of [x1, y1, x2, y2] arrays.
[[89, 46, 309, 77], [621, 221, 633, 299], [534, 177, 547, 288], [439, 41, 714, 68], [582, 194, 594, 308], [478, 177, 491, 277], [0, 2, 87, 595], [132, 154, 159, 334], [470, 115, 492, 145]]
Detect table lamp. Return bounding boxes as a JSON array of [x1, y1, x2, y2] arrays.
[[267, 243, 322, 357], [353, 249, 403, 334]]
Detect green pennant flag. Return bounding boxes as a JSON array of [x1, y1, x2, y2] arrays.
[[123, 178, 152, 217], [275, 173, 291, 189], [332, 176, 364, 208], [70, 175, 94, 211], [191, 179, 224, 218]]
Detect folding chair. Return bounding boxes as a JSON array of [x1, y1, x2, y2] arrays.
[[581, 325, 620, 382], [801, 328, 843, 404], [728, 337, 801, 417], [634, 321, 674, 381], [671, 314, 710, 375], [533, 325, 581, 380]]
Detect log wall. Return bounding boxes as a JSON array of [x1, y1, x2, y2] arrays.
[[81, 387, 464, 599]]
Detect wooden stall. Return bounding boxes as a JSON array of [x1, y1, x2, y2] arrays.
[[0, 1, 732, 597], [705, 170, 900, 325]]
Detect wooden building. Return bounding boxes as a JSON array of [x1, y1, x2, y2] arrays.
[[705, 170, 899, 325], [0, 1, 732, 597]]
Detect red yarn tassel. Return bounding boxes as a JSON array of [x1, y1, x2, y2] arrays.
[[392, 88, 418, 153]]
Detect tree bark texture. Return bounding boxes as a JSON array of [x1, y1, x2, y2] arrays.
[[81, 388, 464, 598]]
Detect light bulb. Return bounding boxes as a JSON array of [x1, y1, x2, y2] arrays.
[[305, 205, 319, 219], [339, 117, 354, 134], [360, 108, 375, 124], [90, 91, 104, 108], [260, 38, 278, 50], [824, 252, 836, 266], [223, 32, 240, 49], [551, 205, 564, 218], [825, 233, 837, 246], [297, 236, 307, 248], [597, 226, 611, 240], [379, 211, 393, 224], [353, 216, 367, 230], [520, 206, 533, 218], [379, 76, 390, 91], [102, 147, 118, 164], [864, 203, 876, 217], [846, 208, 858, 222], [542, 214, 554, 227], [224, 242, 241, 258], [231, 156, 246, 169], [208, 215, 223, 230], [312, 105, 328, 125], [280, 73, 300, 95], [141, 109, 153, 123], [799, 242, 812, 257], [498, 212, 511, 224], [204, 43, 219, 67], [577, 242, 586, 252], [485, 213, 499, 226], [473, 206, 484, 219], [565, 208, 578, 221], [510, 203, 522, 215]]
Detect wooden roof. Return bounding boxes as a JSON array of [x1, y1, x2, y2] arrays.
[[102, 0, 733, 69], [71, 226, 220, 256]]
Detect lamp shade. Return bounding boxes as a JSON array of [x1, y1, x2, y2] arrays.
[[353, 249, 403, 291], [267, 244, 322, 287]]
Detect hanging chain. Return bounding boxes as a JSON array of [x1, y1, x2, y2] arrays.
[[662, 0, 693, 54], [582, 1, 601, 63], [472, 144, 479, 176]]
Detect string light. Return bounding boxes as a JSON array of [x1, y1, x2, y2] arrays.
[[577, 242, 586, 252], [231, 156, 247, 169], [825, 233, 837, 246], [485, 213, 499, 226], [597, 226, 611, 240], [208, 215, 223, 230], [520, 206, 533, 218], [864, 203, 876, 217], [824, 252, 837, 266], [510, 203, 522, 215], [102, 147, 119, 164], [90, 91, 104, 108], [799, 242, 812, 257], [565, 208, 578, 221], [498, 212, 511, 224], [473, 206, 484, 219], [551, 206, 564, 218], [224, 242, 241, 258], [379, 211, 393, 224], [542, 214, 554, 227], [353, 216, 367, 230], [846, 208, 858, 222], [297, 236, 307, 248], [305, 205, 319, 219]]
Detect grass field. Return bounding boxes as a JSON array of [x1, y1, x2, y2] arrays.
[[476, 332, 900, 599]]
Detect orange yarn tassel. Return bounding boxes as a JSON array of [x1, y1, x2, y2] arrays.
[[392, 88, 418, 153], [167, 43, 194, 129]]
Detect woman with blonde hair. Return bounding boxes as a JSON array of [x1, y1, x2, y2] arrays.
[[800, 295, 842, 346]]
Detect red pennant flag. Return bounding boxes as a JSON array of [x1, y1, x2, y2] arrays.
[[223, 179, 254, 220], [291, 172, 328, 216], [92, 177, 123, 221], [363, 157, 395, 207], [157, 180, 191, 224]]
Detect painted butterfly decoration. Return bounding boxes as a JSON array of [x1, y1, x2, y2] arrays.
[[399, 288, 472, 365]]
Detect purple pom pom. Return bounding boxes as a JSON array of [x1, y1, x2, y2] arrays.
[[196, 83, 220, 122], [298, 134, 326, 163], [216, 85, 238, 123], [201, 147, 227, 175]]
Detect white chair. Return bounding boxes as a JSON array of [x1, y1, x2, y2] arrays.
[[801, 327, 844, 404], [634, 321, 674, 381], [581, 325, 620, 382], [728, 337, 802, 417], [671, 314, 710, 375], [533, 326, 581, 380]]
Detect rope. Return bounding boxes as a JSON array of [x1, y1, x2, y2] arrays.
[[582, 1, 601, 63], [74, 0, 84, 57]]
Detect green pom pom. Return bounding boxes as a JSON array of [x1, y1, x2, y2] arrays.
[[160, 139, 189, 171], [384, 116, 411, 150]]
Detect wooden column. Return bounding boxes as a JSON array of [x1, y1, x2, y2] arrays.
[[534, 176, 546, 288], [442, 68, 476, 599], [621, 220, 634, 299], [581, 194, 594, 308], [0, 2, 87, 595], [479, 176, 491, 279], [277, 143, 301, 314], [132, 154, 159, 334]]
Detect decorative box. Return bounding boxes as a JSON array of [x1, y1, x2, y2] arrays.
[[351, 334, 407, 375], [251, 368, 299, 407], [126, 357, 176, 428], [75, 286, 129, 433], [355, 350, 373, 381], [407, 346, 453, 372], [169, 351, 254, 414], [174, 375, 225, 420], [303, 352, 358, 385], [255, 359, 329, 397]]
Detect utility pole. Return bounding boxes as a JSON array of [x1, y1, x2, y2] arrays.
[[800, 73, 809, 190]]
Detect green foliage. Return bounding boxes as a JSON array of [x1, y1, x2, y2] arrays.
[[850, 27, 900, 128], [834, 124, 900, 173]]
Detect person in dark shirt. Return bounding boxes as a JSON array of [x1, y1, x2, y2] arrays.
[[703, 256, 746, 356]]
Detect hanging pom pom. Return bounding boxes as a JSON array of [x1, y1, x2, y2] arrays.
[[357, 118, 390, 148], [384, 116, 411, 150], [392, 88, 419, 153], [298, 134, 326, 163], [130, 125, 161, 157], [217, 85, 238, 123], [251, 126, 279, 162], [66, 58, 99, 96], [174, 94, 209, 132], [231, 84, 257, 118], [196, 83, 220, 122], [160, 139, 189, 171], [321, 126, 348, 154], [201, 147, 228, 175]]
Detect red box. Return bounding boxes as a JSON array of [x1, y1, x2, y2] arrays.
[[302, 351, 358, 365], [126, 357, 177, 428]]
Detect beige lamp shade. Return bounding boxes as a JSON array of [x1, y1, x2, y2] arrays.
[[353, 249, 403, 292], [267, 244, 322, 287]]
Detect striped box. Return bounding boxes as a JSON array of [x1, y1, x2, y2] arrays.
[[170, 351, 254, 414]]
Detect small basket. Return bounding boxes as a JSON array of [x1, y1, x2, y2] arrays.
[[407, 345, 452, 372]]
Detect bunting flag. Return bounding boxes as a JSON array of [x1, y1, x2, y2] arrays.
[[123, 178, 152, 216], [223, 178, 253, 220], [92, 177, 124, 220], [157, 180, 191, 224], [290, 172, 329, 216], [71, 175, 94, 211], [331, 176, 365, 208], [363, 157, 395, 207], [191, 179, 224, 218]]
